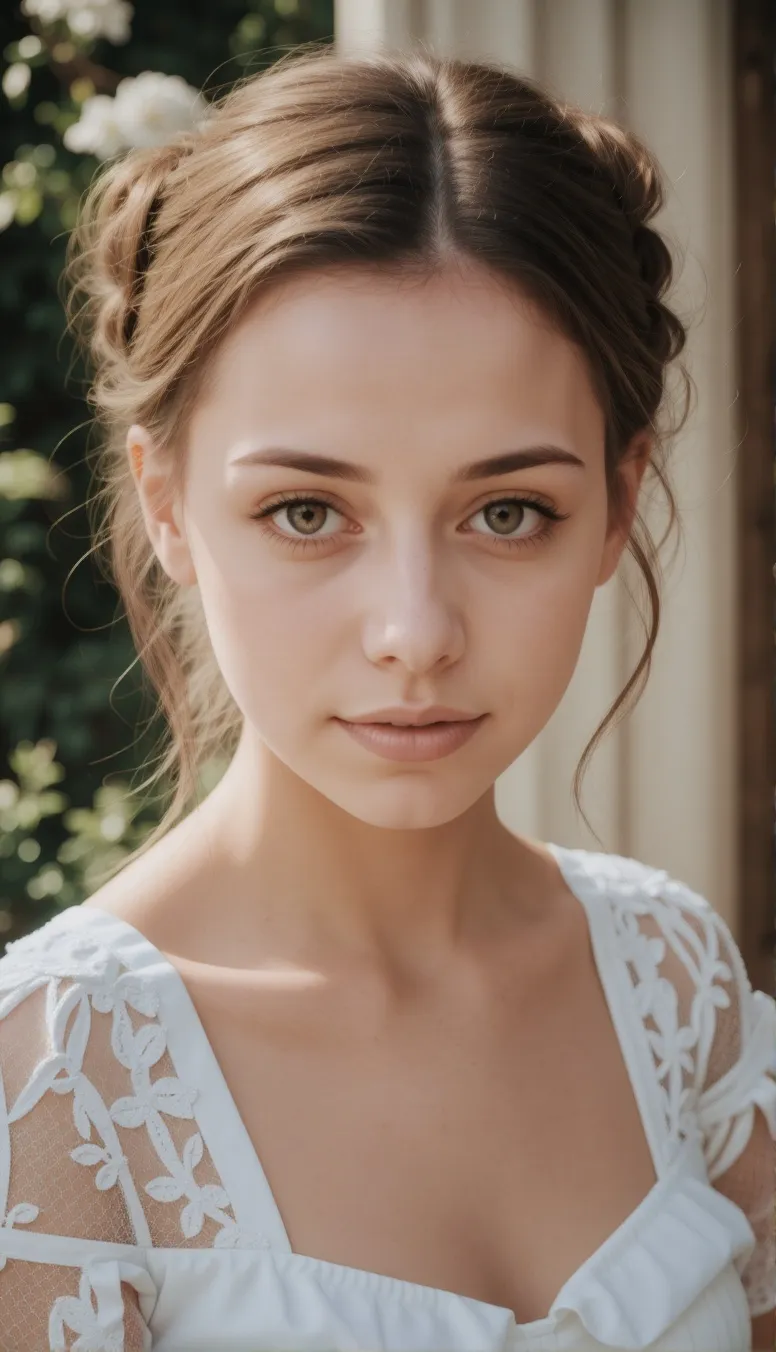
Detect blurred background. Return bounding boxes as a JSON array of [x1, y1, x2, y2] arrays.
[[0, 0, 772, 994]]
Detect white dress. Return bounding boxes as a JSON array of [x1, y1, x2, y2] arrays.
[[0, 844, 774, 1352]]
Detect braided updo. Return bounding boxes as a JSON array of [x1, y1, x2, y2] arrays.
[[64, 43, 690, 858]]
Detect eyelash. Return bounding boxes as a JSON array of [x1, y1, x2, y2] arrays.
[[249, 490, 570, 554]]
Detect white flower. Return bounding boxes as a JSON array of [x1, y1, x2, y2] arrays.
[[112, 71, 207, 149], [0, 193, 16, 232], [21, 0, 134, 45], [2, 63, 31, 100], [63, 71, 206, 159], [63, 93, 124, 158], [68, 0, 133, 43], [20, 0, 68, 21]]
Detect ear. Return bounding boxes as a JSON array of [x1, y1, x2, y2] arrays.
[[126, 424, 197, 587], [596, 431, 653, 588]]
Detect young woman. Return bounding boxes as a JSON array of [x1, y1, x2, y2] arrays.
[[0, 45, 773, 1352]]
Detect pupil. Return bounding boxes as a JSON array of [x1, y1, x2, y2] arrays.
[[288, 502, 325, 534], [486, 501, 523, 535]]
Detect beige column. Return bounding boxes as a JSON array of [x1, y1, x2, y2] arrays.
[[618, 0, 737, 925]]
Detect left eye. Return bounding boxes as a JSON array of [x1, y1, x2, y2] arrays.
[[468, 499, 548, 538]]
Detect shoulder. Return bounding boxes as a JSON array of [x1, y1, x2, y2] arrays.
[[554, 843, 722, 934], [0, 904, 124, 1006], [567, 847, 776, 1096], [0, 834, 172, 986], [563, 845, 753, 999], [0, 905, 164, 1109], [557, 842, 704, 895], [557, 845, 769, 1068]]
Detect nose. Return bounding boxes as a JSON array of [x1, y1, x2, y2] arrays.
[[360, 532, 465, 676]]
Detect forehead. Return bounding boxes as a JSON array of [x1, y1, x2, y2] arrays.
[[193, 261, 604, 466]]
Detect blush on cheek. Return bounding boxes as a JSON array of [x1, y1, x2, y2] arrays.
[[500, 575, 596, 720], [194, 573, 329, 730]]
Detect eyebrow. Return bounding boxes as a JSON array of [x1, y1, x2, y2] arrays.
[[228, 444, 586, 482]]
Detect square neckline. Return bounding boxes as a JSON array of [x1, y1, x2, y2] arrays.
[[72, 840, 674, 1337]]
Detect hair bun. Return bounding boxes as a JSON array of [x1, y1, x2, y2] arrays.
[[574, 114, 664, 228], [569, 111, 683, 363], [66, 136, 195, 397]]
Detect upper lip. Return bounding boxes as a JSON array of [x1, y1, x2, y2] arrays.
[[339, 707, 484, 726]]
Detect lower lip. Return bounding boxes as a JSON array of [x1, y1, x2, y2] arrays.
[[334, 715, 487, 762]]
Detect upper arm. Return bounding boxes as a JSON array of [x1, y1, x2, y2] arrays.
[[0, 913, 238, 1350], [0, 959, 155, 1351], [627, 867, 776, 1339], [712, 1105, 775, 1351], [691, 909, 776, 1326]]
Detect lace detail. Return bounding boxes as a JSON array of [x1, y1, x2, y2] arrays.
[[0, 1202, 39, 1265], [558, 850, 776, 1319], [49, 1266, 141, 1352], [0, 1256, 153, 1352], [612, 866, 739, 1154], [0, 914, 261, 1349], [0, 921, 250, 1250], [2, 860, 774, 1347]]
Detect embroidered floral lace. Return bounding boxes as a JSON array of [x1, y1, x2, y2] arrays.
[[0, 851, 773, 1351], [588, 856, 776, 1317]]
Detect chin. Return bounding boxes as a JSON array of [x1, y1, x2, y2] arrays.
[[314, 773, 487, 831]]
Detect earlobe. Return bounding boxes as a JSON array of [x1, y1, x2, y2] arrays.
[[126, 424, 197, 587]]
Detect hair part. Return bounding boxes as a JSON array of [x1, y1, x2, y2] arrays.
[[64, 41, 692, 866]]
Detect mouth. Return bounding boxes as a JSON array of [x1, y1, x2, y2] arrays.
[[342, 706, 483, 727], [333, 713, 488, 763]]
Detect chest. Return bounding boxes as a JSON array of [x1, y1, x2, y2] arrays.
[[177, 927, 658, 1325]]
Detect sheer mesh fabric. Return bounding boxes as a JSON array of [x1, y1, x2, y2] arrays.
[[0, 960, 236, 1350], [694, 911, 776, 1319], [0, 1261, 148, 1352], [614, 881, 776, 1318]]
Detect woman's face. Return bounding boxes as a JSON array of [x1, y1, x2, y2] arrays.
[[131, 260, 647, 830]]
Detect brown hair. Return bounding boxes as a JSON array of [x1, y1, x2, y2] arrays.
[[64, 41, 691, 859]]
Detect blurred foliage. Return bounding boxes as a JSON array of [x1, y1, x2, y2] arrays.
[[0, 0, 334, 946]]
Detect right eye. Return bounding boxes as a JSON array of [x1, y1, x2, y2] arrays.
[[250, 492, 351, 551]]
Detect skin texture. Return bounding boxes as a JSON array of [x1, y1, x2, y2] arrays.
[[125, 258, 650, 972]]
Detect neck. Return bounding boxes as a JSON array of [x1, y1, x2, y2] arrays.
[[185, 725, 549, 976]]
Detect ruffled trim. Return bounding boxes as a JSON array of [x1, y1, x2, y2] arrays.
[[549, 1151, 757, 1349], [80, 1257, 157, 1340]]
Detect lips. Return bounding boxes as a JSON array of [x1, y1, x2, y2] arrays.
[[334, 713, 488, 763]]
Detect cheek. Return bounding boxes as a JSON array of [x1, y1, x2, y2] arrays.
[[480, 543, 601, 719], [186, 527, 340, 720]]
